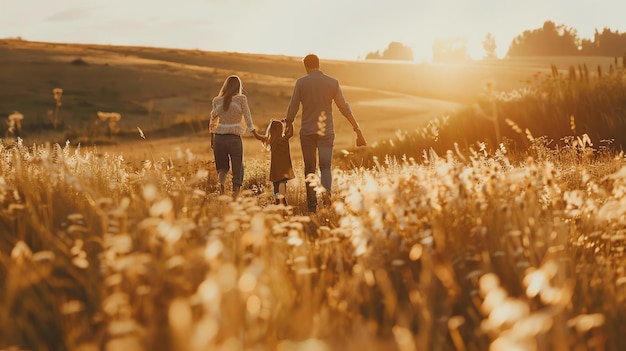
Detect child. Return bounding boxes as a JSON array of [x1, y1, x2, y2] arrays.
[[262, 119, 295, 205]]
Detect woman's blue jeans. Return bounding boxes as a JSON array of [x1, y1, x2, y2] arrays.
[[213, 134, 244, 186], [300, 133, 334, 213]]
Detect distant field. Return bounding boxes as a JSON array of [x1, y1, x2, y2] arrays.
[[0, 39, 620, 164]]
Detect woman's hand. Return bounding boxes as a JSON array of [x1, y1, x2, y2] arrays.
[[252, 129, 264, 141], [210, 133, 215, 149]]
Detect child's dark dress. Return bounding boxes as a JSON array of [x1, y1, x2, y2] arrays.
[[269, 128, 295, 183]]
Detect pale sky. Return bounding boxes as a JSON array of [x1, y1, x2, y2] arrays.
[[1, 0, 625, 61]]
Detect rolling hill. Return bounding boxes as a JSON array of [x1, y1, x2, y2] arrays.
[[0, 39, 618, 162]]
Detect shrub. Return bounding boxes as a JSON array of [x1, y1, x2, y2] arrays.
[[70, 57, 88, 66]]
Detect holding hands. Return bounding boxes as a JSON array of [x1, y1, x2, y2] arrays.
[[252, 129, 265, 141], [284, 120, 293, 137]]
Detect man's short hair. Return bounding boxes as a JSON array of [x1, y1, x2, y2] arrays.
[[303, 54, 319, 69]]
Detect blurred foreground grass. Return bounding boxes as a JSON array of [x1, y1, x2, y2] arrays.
[[0, 135, 625, 351]]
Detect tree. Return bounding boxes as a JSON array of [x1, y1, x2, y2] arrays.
[[365, 41, 413, 61], [580, 28, 626, 56], [432, 36, 469, 62], [507, 20, 579, 56], [382, 42, 414, 61], [482, 33, 497, 59], [365, 50, 382, 60]]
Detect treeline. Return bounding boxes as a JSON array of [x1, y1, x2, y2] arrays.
[[366, 20, 626, 61], [364, 41, 414, 61], [508, 20, 626, 57]]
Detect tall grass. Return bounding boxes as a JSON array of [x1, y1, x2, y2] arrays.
[[2, 58, 626, 351], [340, 61, 626, 170], [1, 130, 626, 350]]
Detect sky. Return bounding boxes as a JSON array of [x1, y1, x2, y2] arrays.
[[1, 0, 625, 62]]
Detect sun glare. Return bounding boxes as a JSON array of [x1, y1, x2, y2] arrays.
[[408, 31, 494, 63]]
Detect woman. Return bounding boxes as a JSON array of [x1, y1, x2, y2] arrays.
[[210, 75, 263, 198]]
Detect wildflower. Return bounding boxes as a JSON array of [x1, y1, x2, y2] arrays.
[[409, 243, 423, 261], [7, 111, 24, 136], [567, 313, 605, 333], [238, 272, 257, 293], [96, 111, 122, 136], [60, 300, 85, 315], [204, 239, 224, 261], [8, 112, 24, 121], [97, 111, 110, 121], [53, 87, 63, 103], [246, 295, 262, 316], [137, 126, 145, 139], [11, 240, 32, 264], [51, 88, 63, 128]]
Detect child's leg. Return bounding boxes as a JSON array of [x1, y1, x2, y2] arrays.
[[277, 180, 288, 205], [277, 182, 287, 197], [272, 181, 280, 204]]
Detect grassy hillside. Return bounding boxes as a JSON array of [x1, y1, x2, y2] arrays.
[[0, 39, 620, 162]]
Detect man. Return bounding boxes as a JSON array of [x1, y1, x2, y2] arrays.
[[285, 54, 367, 213]]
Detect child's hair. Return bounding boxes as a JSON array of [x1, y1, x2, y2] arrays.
[[263, 119, 285, 150]]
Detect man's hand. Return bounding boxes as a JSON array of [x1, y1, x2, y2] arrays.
[[284, 121, 294, 136], [210, 133, 215, 149], [355, 129, 367, 147]]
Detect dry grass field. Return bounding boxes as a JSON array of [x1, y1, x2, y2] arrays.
[[2, 39, 626, 351]]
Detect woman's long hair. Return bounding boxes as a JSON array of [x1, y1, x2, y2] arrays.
[[218, 75, 243, 111]]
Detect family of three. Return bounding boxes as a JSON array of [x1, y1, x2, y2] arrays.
[[208, 54, 367, 213]]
